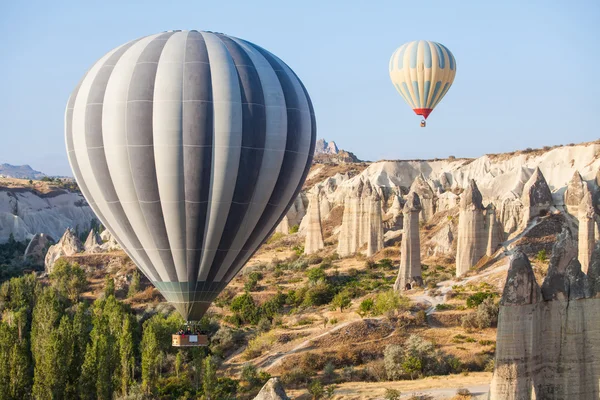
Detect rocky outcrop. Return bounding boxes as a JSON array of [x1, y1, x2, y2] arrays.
[[578, 187, 596, 273], [44, 228, 83, 272], [564, 171, 587, 216], [409, 174, 436, 222], [23, 233, 53, 266], [485, 204, 503, 256], [337, 180, 383, 257], [304, 194, 325, 254], [520, 167, 553, 227], [84, 229, 103, 253], [394, 192, 422, 291], [254, 377, 290, 400], [99, 229, 120, 251], [426, 224, 454, 256], [489, 230, 600, 399], [455, 180, 486, 277], [275, 216, 290, 234], [384, 195, 403, 230]]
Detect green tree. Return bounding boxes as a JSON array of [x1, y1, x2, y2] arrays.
[[358, 298, 374, 318], [331, 291, 351, 312], [31, 287, 66, 399], [104, 276, 115, 297], [119, 315, 135, 396], [127, 270, 141, 298], [308, 380, 325, 399], [306, 267, 327, 283], [203, 355, 218, 400], [49, 259, 87, 302]]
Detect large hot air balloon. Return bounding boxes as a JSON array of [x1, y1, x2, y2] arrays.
[[65, 30, 316, 323], [389, 40, 456, 127]]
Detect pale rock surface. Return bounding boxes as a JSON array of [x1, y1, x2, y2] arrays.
[[439, 172, 451, 190], [485, 204, 504, 256], [275, 216, 290, 235], [437, 190, 459, 211], [99, 229, 120, 251], [0, 188, 96, 243], [564, 171, 587, 216], [254, 377, 290, 400], [489, 230, 600, 400], [337, 180, 383, 257], [455, 180, 486, 277], [304, 194, 325, 254], [409, 174, 436, 222], [384, 195, 403, 230], [394, 191, 422, 290], [578, 186, 596, 273], [84, 229, 103, 253], [425, 224, 454, 256], [520, 167, 553, 228], [44, 228, 84, 273], [23, 233, 53, 266]]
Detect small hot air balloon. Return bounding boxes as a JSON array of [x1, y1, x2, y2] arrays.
[[65, 30, 316, 337], [389, 40, 456, 127]]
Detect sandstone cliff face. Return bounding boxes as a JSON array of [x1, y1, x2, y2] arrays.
[[489, 230, 600, 400], [564, 171, 587, 216], [0, 188, 96, 244], [304, 194, 325, 254], [44, 228, 84, 272], [394, 191, 422, 291], [455, 180, 486, 277], [485, 204, 504, 256], [578, 187, 595, 273]]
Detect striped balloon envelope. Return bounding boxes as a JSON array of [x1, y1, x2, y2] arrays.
[[389, 40, 456, 123], [65, 30, 316, 321]]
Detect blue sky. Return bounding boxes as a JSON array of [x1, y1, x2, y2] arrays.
[[1, 0, 598, 176]]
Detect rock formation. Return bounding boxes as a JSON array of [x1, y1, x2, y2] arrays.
[[384, 195, 403, 230], [564, 171, 587, 216], [489, 230, 600, 399], [84, 229, 102, 253], [439, 172, 451, 190], [304, 194, 325, 254], [485, 204, 503, 256], [337, 180, 383, 257], [426, 224, 454, 256], [437, 191, 459, 211], [394, 191, 422, 291], [520, 167, 553, 227], [254, 377, 290, 400], [275, 216, 290, 234], [578, 186, 595, 273], [455, 180, 486, 277], [23, 233, 53, 266], [44, 228, 84, 273], [409, 174, 436, 222], [99, 229, 120, 251]]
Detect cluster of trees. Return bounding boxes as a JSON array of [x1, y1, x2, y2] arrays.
[[0, 234, 32, 282], [0, 265, 247, 399]]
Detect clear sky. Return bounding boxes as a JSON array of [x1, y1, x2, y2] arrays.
[[1, 0, 598, 176]]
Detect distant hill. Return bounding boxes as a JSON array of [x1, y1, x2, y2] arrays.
[[313, 138, 360, 163], [0, 164, 46, 179]]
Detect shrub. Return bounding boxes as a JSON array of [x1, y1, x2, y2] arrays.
[[308, 380, 325, 399], [257, 317, 272, 333], [241, 363, 271, 388], [303, 281, 334, 307], [466, 292, 495, 308], [385, 389, 401, 400], [243, 332, 277, 360], [365, 260, 377, 269], [127, 270, 140, 297], [281, 367, 313, 385], [289, 224, 299, 234], [210, 327, 245, 357], [331, 291, 351, 312], [358, 298, 374, 318], [536, 249, 548, 262], [306, 267, 327, 283], [435, 303, 452, 311], [384, 335, 439, 380], [323, 362, 337, 382], [373, 290, 411, 317], [292, 244, 305, 256], [230, 293, 260, 324], [378, 258, 394, 270], [244, 272, 263, 292], [476, 297, 499, 328], [267, 232, 284, 243]]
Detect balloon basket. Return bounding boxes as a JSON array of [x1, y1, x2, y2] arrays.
[[172, 334, 209, 347], [420, 120, 426, 127]]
